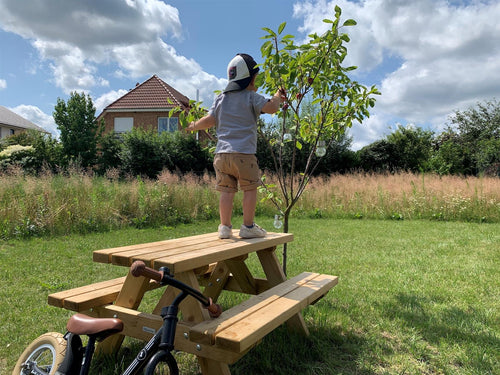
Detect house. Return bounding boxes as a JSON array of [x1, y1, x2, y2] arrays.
[[97, 75, 192, 135], [0, 105, 48, 139]]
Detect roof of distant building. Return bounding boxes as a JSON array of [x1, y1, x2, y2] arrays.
[[102, 75, 191, 113], [0, 105, 47, 132]]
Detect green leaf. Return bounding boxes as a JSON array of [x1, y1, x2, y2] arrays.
[[340, 34, 351, 42], [278, 22, 286, 34], [279, 66, 289, 74], [295, 140, 302, 150], [343, 19, 357, 27], [262, 27, 276, 37]]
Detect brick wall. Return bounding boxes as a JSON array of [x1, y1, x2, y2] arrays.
[[100, 111, 179, 133]]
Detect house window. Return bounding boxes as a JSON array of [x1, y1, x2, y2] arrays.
[[114, 117, 134, 133], [10, 129, 15, 135], [158, 117, 179, 133]]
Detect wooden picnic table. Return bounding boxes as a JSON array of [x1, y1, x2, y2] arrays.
[[49, 230, 338, 375]]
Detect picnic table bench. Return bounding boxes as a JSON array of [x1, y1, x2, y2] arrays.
[[48, 230, 338, 375]]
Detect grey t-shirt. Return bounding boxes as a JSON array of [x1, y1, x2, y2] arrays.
[[209, 90, 269, 154]]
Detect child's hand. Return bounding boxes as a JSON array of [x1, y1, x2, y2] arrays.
[[186, 121, 196, 132], [277, 88, 287, 102]]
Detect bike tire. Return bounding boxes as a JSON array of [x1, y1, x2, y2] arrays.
[[13, 332, 67, 375], [144, 350, 179, 375]]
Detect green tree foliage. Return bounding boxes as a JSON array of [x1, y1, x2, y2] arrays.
[[119, 128, 212, 179], [53, 92, 103, 168], [386, 124, 434, 172], [446, 99, 500, 176], [358, 139, 397, 172], [429, 130, 467, 175], [164, 132, 213, 174], [97, 131, 123, 174], [120, 128, 166, 178]]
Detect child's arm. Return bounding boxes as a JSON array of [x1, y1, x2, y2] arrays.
[[186, 115, 216, 132], [261, 89, 286, 114]]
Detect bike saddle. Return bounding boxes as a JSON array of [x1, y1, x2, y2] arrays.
[[67, 313, 124, 340]]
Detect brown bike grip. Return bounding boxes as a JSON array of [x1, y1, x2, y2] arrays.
[[130, 260, 163, 282]]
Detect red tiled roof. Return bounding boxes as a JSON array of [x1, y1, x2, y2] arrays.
[[103, 75, 190, 112]]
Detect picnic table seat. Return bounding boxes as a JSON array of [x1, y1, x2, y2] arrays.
[[58, 271, 337, 365], [48, 276, 161, 312]]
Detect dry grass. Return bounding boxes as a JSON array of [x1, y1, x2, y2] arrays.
[[0, 170, 498, 239], [296, 172, 500, 221]]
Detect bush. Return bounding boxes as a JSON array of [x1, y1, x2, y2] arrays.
[[0, 144, 36, 173], [119, 129, 213, 178], [120, 128, 165, 178], [0, 130, 62, 173]]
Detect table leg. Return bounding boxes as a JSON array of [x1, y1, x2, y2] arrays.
[[257, 247, 310, 335], [202, 261, 231, 303], [152, 284, 179, 315], [175, 271, 231, 375], [224, 255, 258, 295], [97, 271, 151, 354]]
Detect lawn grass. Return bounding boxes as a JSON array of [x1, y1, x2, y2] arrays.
[[1, 218, 499, 374]]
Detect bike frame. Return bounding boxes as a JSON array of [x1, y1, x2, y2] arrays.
[[22, 265, 219, 375]]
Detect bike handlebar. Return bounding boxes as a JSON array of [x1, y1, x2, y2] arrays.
[[130, 260, 163, 281], [130, 260, 222, 318]]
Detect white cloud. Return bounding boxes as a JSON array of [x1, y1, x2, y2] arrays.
[[0, 0, 184, 94], [0, 79, 6, 89], [11, 105, 58, 136], [293, 0, 500, 148], [108, 39, 226, 104], [348, 114, 390, 151], [93, 89, 129, 114]]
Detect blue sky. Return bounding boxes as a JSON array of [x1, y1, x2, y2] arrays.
[[1, 0, 500, 150]]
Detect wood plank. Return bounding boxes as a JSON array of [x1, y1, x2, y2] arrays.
[[214, 274, 338, 353], [88, 305, 242, 364], [111, 236, 225, 267], [63, 284, 123, 312], [47, 277, 127, 308], [115, 234, 289, 269], [257, 248, 310, 334], [153, 233, 294, 274], [113, 238, 231, 267], [93, 232, 293, 271], [189, 272, 320, 345], [202, 261, 231, 303], [92, 232, 218, 263]]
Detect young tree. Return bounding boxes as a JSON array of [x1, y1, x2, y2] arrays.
[[172, 7, 379, 272], [256, 7, 379, 271], [53, 92, 102, 168]]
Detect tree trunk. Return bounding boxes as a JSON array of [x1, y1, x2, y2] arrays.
[[282, 212, 290, 276]]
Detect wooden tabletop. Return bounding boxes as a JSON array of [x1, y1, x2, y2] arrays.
[[93, 231, 293, 275]]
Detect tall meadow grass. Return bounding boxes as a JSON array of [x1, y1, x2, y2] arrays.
[[0, 169, 498, 239], [298, 172, 500, 222]]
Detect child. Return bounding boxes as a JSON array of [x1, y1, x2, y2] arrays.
[[187, 53, 284, 238]]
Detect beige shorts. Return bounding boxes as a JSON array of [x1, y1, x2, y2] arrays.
[[213, 153, 262, 193]]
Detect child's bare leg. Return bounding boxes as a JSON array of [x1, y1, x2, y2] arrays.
[[219, 191, 235, 227], [242, 189, 257, 227]]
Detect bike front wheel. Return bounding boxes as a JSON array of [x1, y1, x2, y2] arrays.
[[13, 332, 67, 375], [144, 350, 178, 375]]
